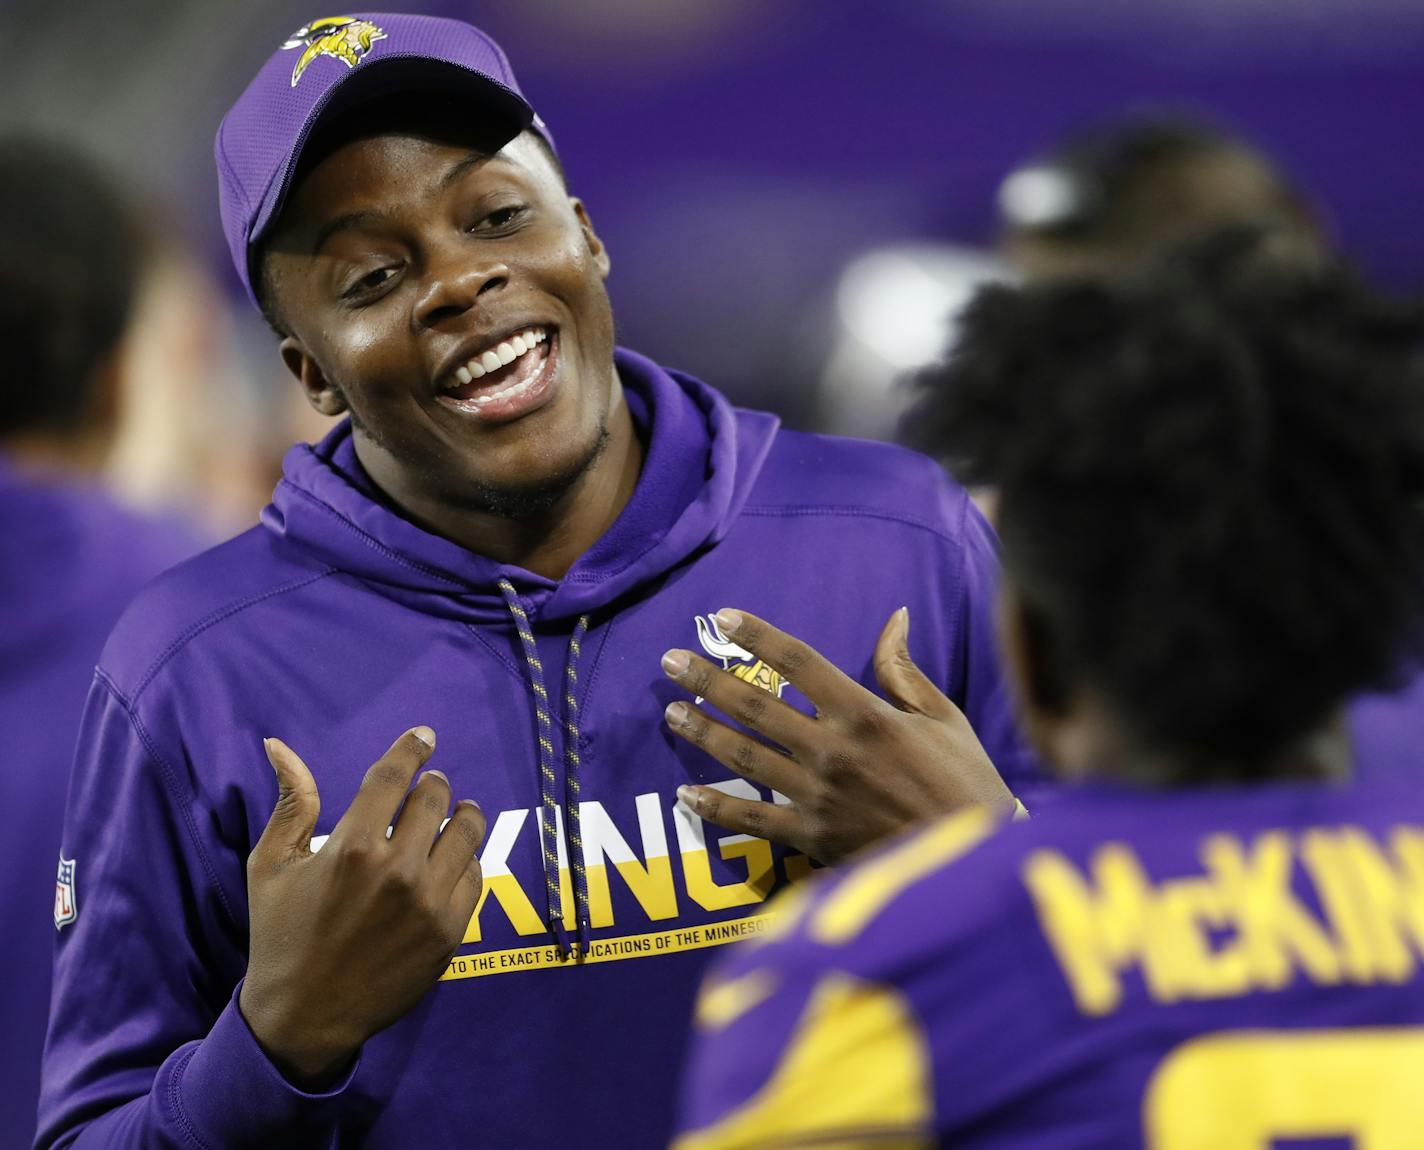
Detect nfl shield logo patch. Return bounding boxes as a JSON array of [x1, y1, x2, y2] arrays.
[[54, 855, 77, 931]]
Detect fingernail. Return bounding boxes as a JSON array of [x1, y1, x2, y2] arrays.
[[714, 609, 742, 634], [665, 701, 690, 727], [424, 769, 448, 783], [899, 606, 910, 640], [677, 784, 701, 812], [262, 738, 277, 769], [412, 726, 436, 748], [661, 649, 690, 677]]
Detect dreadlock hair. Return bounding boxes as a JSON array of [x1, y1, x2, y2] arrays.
[[904, 227, 1424, 776]]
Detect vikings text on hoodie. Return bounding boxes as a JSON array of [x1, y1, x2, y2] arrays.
[[36, 351, 1040, 1149]]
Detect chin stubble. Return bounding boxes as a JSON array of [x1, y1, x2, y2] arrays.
[[462, 422, 612, 521]]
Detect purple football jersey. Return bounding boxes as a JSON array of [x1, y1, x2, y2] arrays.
[[676, 777, 1424, 1149]]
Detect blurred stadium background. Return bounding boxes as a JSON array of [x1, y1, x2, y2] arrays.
[[3, 0, 1420, 527]]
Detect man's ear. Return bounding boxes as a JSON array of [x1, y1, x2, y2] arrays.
[[279, 337, 347, 416], [570, 198, 610, 279]]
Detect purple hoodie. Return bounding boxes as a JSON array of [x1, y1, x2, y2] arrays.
[[1352, 671, 1424, 778], [36, 351, 1038, 1149], [0, 462, 200, 1150]]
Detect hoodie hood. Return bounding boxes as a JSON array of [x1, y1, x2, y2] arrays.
[[262, 348, 778, 625]]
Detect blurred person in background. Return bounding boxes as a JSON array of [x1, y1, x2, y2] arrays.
[[815, 112, 1326, 447], [0, 137, 204, 1147], [676, 230, 1424, 1150], [103, 243, 294, 540], [998, 112, 1325, 282]]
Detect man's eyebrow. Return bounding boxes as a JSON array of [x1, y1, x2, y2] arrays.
[[312, 209, 389, 254], [440, 151, 494, 190], [308, 153, 495, 253]]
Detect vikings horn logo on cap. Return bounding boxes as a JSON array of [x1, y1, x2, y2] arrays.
[[280, 16, 387, 87]]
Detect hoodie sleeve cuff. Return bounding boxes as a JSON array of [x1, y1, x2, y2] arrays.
[[166, 982, 357, 1146]]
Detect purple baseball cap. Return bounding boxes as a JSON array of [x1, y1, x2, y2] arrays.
[[215, 12, 550, 303]]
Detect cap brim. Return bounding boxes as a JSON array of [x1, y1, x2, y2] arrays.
[[249, 55, 534, 258]]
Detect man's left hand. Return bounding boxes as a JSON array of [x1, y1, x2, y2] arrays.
[[661, 607, 1017, 864]]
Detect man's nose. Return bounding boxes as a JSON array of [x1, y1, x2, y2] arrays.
[[413, 247, 508, 328]]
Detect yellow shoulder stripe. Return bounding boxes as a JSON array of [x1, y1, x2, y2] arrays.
[[697, 968, 781, 1030], [674, 973, 934, 1150], [744, 882, 818, 952], [811, 807, 999, 946]]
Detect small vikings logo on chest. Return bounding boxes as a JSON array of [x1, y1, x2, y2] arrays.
[[281, 16, 387, 86], [694, 615, 787, 699]]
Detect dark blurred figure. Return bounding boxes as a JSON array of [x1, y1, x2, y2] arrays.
[[998, 112, 1325, 282], [941, 213, 1424, 789], [0, 138, 202, 1145], [997, 121, 1421, 779]]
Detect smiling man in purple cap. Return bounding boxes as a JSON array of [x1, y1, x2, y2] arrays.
[[36, 13, 1034, 1148]]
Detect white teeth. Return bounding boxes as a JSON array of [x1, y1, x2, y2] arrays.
[[449, 326, 549, 390], [475, 375, 536, 406]]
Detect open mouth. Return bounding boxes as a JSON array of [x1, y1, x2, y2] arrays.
[[437, 325, 558, 423]]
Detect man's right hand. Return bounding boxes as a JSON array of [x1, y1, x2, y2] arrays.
[[239, 727, 486, 1090]]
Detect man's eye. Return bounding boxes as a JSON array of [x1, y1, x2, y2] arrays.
[[479, 205, 526, 231], [343, 266, 395, 298]]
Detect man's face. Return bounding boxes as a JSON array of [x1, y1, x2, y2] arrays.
[[265, 125, 617, 516]]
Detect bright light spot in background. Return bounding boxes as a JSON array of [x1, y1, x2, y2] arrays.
[[836, 246, 1011, 372], [820, 244, 1013, 439], [998, 166, 1087, 231]]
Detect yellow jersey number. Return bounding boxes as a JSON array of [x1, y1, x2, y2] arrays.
[[1144, 1027, 1424, 1149]]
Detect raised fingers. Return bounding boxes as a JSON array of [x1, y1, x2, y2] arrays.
[[664, 700, 805, 798], [705, 609, 862, 713], [661, 649, 816, 752], [678, 784, 803, 850], [390, 768, 452, 859], [430, 799, 488, 894], [872, 608, 959, 720], [330, 726, 436, 845]]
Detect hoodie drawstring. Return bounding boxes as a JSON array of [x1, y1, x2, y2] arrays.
[[561, 614, 592, 957], [498, 579, 592, 958]]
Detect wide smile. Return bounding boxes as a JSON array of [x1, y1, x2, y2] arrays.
[[435, 325, 558, 425]]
